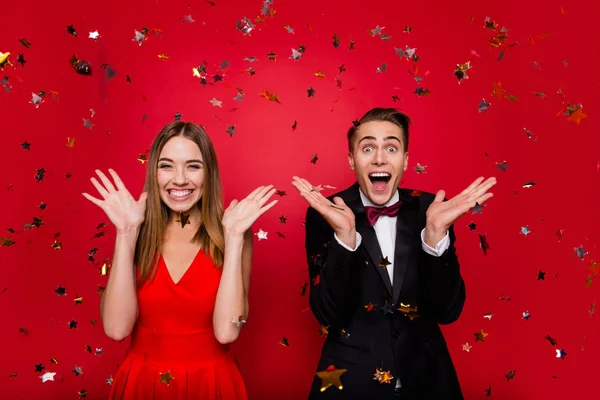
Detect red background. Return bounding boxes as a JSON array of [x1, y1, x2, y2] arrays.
[[1, 0, 599, 399]]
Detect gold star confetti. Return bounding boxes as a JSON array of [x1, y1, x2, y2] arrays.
[[176, 212, 190, 228], [159, 370, 174, 385], [259, 89, 281, 104], [318, 325, 329, 337], [316, 365, 346, 392], [279, 336, 289, 346], [66, 137, 75, 147], [462, 343, 472, 352], [314, 70, 325, 79], [474, 329, 488, 342], [378, 256, 391, 270], [51, 240, 62, 250], [397, 303, 420, 320], [100, 263, 109, 276], [137, 153, 148, 164], [364, 302, 376, 312], [0, 51, 13, 69], [157, 52, 169, 61], [267, 51, 277, 61], [373, 367, 394, 384], [74, 296, 83, 305], [1, 237, 16, 247]]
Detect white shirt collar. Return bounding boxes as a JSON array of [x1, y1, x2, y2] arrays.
[[359, 187, 399, 208]]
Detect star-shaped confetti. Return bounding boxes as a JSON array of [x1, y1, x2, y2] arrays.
[[454, 62, 472, 83], [259, 90, 281, 104], [209, 97, 222, 107], [315, 365, 347, 392], [255, 229, 268, 240], [474, 329, 488, 342], [88, 31, 100, 40], [462, 343, 472, 352], [378, 256, 391, 270], [39, 372, 56, 383], [373, 367, 394, 384], [478, 99, 491, 112], [574, 245, 588, 260], [159, 370, 174, 385]]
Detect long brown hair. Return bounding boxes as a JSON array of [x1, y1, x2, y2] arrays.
[[135, 121, 225, 283]]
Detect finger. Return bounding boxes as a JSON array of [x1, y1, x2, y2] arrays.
[[257, 188, 277, 206], [469, 177, 497, 199], [96, 170, 117, 193], [293, 176, 315, 193], [475, 193, 494, 205], [108, 169, 127, 192], [433, 190, 445, 203], [90, 177, 110, 199], [138, 191, 148, 204], [82, 192, 103, 207], [228, 199, 239, 209], [459, 176, 485, 196], [255, 185, 275, 201], [247, 186, 266, 200], [259, 199, 279, 214]]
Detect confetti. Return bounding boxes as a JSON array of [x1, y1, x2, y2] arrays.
[[315, 365, 347, 392]]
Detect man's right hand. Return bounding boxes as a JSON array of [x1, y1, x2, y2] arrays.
[[292, 176, 357, 248]]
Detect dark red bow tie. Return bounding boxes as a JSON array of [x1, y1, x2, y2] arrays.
[[364, 201, 402, 226]]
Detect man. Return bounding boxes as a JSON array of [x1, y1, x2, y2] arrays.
[[292, 108, 496, 399]]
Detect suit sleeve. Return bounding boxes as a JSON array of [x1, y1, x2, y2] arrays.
[[305, 206, 361, 328], [420, 222, 466, 325]]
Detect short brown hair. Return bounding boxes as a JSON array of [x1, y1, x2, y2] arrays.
[[347, 108, 411, 152]]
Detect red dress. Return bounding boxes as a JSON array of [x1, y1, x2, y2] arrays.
[[109, 250, 248, 399]]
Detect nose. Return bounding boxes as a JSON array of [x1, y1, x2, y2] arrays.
[[173, 168, 188, 185], [373, 148, 386, 165]]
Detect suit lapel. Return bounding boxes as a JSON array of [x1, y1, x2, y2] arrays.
[[392, 189, 419, 306], [344, 183, 393, 297]]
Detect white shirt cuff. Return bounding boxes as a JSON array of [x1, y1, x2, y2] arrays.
[[334, 231, 362, 251], [421, 228, 450, 257]]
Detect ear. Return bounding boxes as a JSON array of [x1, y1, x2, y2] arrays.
[[348, 152, 355, 171], [403, 152, 409, 171]]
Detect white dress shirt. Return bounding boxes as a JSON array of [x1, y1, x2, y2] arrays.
[[333, 188, 450, 388]]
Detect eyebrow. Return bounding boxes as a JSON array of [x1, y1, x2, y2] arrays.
[[357, 136, 402, 145], [158, 158, 203, 164]]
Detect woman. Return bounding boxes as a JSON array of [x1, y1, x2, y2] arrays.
[[83, 121, 277, 399]]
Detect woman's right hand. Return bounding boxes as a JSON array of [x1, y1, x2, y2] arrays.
[[82, 169, 148, 234]]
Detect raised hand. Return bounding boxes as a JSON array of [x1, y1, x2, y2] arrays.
[[222, 185, 279, 237], [82, 169, 148, 234], [292, 176, 355, 234], [426, 176, 497, 232]]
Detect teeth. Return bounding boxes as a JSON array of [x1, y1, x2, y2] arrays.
[[369, 172, 390, 177], [169, 190, 192, 197]]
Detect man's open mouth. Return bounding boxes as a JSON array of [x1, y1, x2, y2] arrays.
[[368, 172, 391, 192]]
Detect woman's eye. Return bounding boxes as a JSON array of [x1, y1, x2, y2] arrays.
[[158, 164, 171, 169], [189, 165, 202, 169]]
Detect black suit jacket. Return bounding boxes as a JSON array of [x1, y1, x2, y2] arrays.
[[306, 183, 465, 399]]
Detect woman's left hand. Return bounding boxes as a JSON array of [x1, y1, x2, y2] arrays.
[[222, 185, 279, 236]]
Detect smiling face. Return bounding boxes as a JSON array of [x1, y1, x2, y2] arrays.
[[156, 136, 204, 217], [348, 121, 408, 205]]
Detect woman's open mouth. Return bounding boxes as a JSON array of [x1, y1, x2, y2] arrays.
[[167, 189, 194, 202]]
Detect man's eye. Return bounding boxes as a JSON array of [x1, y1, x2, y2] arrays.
[[363, 146, 373, 152], [387, 147, 397, 153]]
